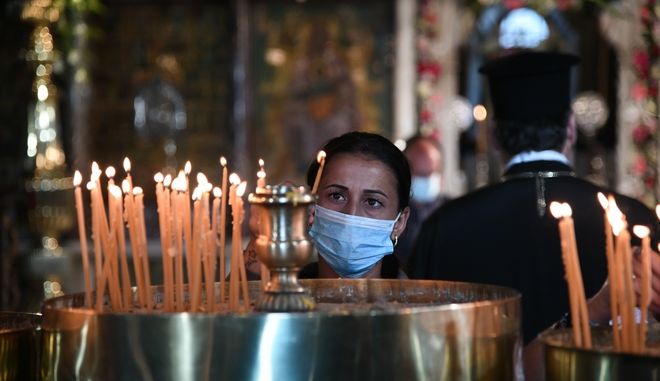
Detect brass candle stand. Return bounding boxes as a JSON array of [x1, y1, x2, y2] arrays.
[[248, 184, 316, 312]]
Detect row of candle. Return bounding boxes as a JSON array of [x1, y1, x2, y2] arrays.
[[72, 150, 328, 314], [72, 157, 261, 313], [551, 194, 658, 353]]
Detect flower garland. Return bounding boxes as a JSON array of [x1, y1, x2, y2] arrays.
[[416, 0, 445, 141], [630, 0, 659, 206]]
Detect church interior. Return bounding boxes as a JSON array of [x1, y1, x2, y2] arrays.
[[0, 0, 657, 379]]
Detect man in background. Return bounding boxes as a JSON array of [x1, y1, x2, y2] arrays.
[[395, 135, 448, 274], [410, 51, 656, 346]]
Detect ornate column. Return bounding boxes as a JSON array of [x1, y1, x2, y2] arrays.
[[601, 0, 659, 205], [415, 0, 474, 196]]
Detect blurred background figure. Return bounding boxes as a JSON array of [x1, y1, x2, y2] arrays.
[[395, 134, 449, 274]]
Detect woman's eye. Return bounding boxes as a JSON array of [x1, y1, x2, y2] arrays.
[[365, 198, 383, 208], [328, 192, 345, 202]]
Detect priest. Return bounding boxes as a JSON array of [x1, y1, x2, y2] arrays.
[[410, 51, 656, 346]]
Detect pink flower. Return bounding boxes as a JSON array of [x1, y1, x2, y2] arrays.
[[631, 82, 648, 101], [644, 175, 656, 189], [633, 50, 650, 76], [633, 155, 647, 174], [633, 125, 650, 144], [420, 108, 433, 124], [417, 61, 443, 81]]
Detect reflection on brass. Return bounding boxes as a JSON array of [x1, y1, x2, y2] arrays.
[[541, 324, 660, 381], [41, 279, 521, 380], [248, 185, 317, 311], [0, 312, 41, 381]]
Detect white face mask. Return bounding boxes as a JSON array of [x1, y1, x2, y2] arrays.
[[410, 173, 441, 203], [308, 205, 399, 278]]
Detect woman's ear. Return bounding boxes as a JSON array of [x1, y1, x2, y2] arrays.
[[391, 206, 410, 241], [308, 205, 316, 227]]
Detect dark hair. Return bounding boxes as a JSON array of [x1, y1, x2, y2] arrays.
[[306, 131, 411, 211], [494, 114, 569, 156]]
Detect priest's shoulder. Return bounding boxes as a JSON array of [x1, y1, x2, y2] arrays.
[[424, 182, 512, 222]]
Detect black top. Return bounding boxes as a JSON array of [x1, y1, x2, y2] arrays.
[[410, 160, 656, 344]]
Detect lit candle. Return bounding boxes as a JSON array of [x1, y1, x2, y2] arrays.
[[550, 202, 591, 348], [123, 179, 145, 308], [182, 165, 193, 286], [228, 174, 239, 311], [155, 172, 172, 311], [123, 157, 133, 189], [171, 176, 186, 311], [219, 157, 229, 305], [311, 150, 326, 194], [87, 177, 105, 311], [190, 186, 203, 311], [608, 201, 637, 352], [106, 185, 123, 311], [110, 184, 132, 310], [597, 193, 620, 349], [73, 171, 92, 308], [236, 180, 250, 310], [161, 174, 174, 311], [633, 224, 651, 351], [257, 158, 266, 189]]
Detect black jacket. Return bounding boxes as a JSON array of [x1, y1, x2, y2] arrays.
[[410, 160, 656, 344]]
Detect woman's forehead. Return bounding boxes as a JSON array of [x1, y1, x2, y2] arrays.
[[322, 153, 397, 192]]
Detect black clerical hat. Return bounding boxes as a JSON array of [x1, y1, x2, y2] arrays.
[[479, 51, 579, 124]]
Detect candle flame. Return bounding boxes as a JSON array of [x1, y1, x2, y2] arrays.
[[132, 187, 143, 196], [258, 158, 264, 168], [220, 156, 227, 167], [91, 161, 100, 173], [105, 166, 116, 179], [86, 181, 95, 191], [562, 203, 572, 218], [633, 225, 650, 239], [123, 157, 131, 172], [171, 176, 186, 192], [597, 192, 608, 210], [196, 172, 208, 186], [656, 205, 660, 220], [192, 187, 202, 201], [90, 168, 101, 183], [257, 170, 265, 179], [549, 201, 563, 219], [154, 172, 164, 183], [109, 185, 122, 199], [203, 183, 213, 193], [213, 187, 221, 198], [237, 181, 247, 197], [184, 161, 192, 175], [229, 173, 240, 185], [317, 150, 326, 163], [73, 170, 82, 186], [122, 179, 131, 194]]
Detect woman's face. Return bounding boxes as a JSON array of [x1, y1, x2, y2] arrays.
[[313, 152, 410, 278], [316, 153, 409, 230]]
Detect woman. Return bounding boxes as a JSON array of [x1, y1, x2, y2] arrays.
[[245, 131, 411, 279]]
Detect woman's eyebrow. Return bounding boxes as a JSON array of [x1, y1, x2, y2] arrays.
[[324, 184, 348, 191], [363, 189, 388, 199]]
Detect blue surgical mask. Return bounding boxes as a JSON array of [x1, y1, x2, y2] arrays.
[[308, 205, 398, 278], [410, 173, 441, 203]]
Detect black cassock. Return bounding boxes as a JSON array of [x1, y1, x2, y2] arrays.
[[410, 160, 656, 344]]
